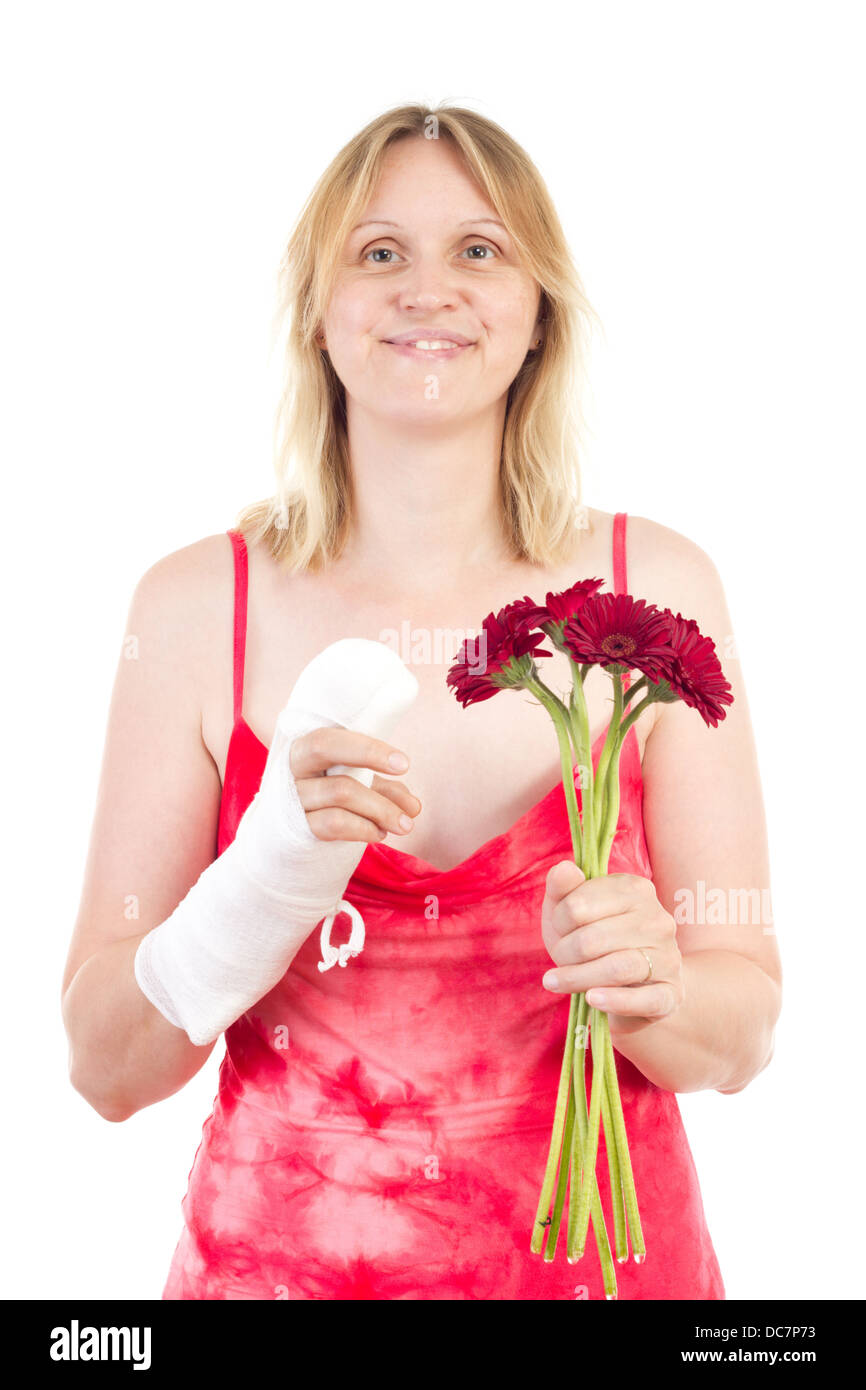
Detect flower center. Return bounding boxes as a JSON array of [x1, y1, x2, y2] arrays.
[[601, 632, 636, 659]]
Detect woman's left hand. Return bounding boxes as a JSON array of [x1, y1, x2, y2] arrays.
[[540, 860, 685, 1037]]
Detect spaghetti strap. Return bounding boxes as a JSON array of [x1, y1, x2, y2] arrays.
[[612, 511, 628, 596], [226, 529, 249, 727], [612, 512, 631, 693]]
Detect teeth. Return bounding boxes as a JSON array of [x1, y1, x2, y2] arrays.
[[405, 340, 461, 350]]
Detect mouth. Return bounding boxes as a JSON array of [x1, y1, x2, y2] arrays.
[[382, 338, 475, 361]]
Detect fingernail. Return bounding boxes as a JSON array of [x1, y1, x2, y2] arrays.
[[398, 814, 414, 832], [587, 991, 605, 1006], [542, 972, 559, 990], [388, 752, 409, 771]]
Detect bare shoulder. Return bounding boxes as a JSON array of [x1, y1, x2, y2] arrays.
[[119, 532, 242, 771], [129, 532, 234, 672], [133, 531, 233, 607], [616, 514, 735, 747], [567, 507, 719, 590], [621, 513, 730, 643], [624, 513, 723, 597]]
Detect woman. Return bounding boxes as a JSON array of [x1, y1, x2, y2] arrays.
[[61, 104, 781, 1300]]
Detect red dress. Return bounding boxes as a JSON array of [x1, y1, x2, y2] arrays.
[[161, 513, 725, 1300]]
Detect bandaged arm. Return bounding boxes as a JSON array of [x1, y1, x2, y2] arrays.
[[133, 638, 418, 1047]]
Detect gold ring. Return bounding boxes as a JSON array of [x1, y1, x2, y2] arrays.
[[638, 948, 653, 983]]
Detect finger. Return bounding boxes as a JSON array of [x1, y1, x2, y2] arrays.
[[304, 804, 391, 845], [547, 895, 636, 960], [545, 859, 586, 903], [583, 983, 678, 1019], [542, 947, 662, 993], [548, 910, 673, 967], [548, 875, 643, 941], [297, 774, 420, 840], [290, 726, 411, 781], [543, 973, 676, 1019], [541, 861, 586, 938], [368, 773, 422, 816]]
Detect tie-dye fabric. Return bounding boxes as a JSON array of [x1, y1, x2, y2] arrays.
[[160, 518, 725, 1300]]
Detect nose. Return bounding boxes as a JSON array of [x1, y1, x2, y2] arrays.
[[394, 256, 462, 314], [397, 286, 459, 314]]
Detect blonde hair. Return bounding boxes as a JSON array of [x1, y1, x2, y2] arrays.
[[235, 103, 601, 572]]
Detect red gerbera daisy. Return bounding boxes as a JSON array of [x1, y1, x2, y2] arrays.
[[534, 578, 606, 652], [562, 592, 677, 682], [659, 610, 734, 727], [543, 577, 606, 626], [446, 596, 552, 707], [498, 595, 550, 634]]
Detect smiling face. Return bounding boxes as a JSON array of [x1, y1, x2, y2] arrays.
[[320, 136, 544, 427]]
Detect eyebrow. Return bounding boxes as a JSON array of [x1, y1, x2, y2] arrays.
[[350, 217, 507, 233]]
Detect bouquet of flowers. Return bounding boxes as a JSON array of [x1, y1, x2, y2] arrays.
[[446, 579, 733, 1299]]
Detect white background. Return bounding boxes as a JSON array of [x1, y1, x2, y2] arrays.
[[2, 0, 863, 1300]]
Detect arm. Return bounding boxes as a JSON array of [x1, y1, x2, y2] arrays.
[[541, 518, 782, 1095], [61, 540, 227, 1120], [607, 947, 780, 1095], [62, 543, 422, 1120], [609, 519, 782, 1093]]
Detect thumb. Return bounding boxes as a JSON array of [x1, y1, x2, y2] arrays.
[[546, 859, 586, 900]]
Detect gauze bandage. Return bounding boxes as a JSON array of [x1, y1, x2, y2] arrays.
[[133, 638, 419, 1046]]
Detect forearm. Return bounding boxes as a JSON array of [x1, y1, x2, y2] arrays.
[[62, 934, 215, 1121], [608, 949, 781, 1094]]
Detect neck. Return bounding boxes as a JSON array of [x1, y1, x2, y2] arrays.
[[335, 401, 516, 589]]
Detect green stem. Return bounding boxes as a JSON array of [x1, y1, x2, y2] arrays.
[[603, 1026, 646, 1263], [593, 690, 644, 1262], [568, 1006, 607, 1260], [593, 672, 624, 831], [621, 672, 648, 706], [598, 739, 625, 872], [530, 992, 579, 1253], [569, 993, 588, 1196], [617, 689, 658, 740], [601, 1061, 628, 1264], [565, 664, 597, 878], [525, 677, 583, 867], [525, 662, 643, 1289], [568, 995, 617, 1295], [569, 992, 590, 1208], [543, 1062, 576, 1261]]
